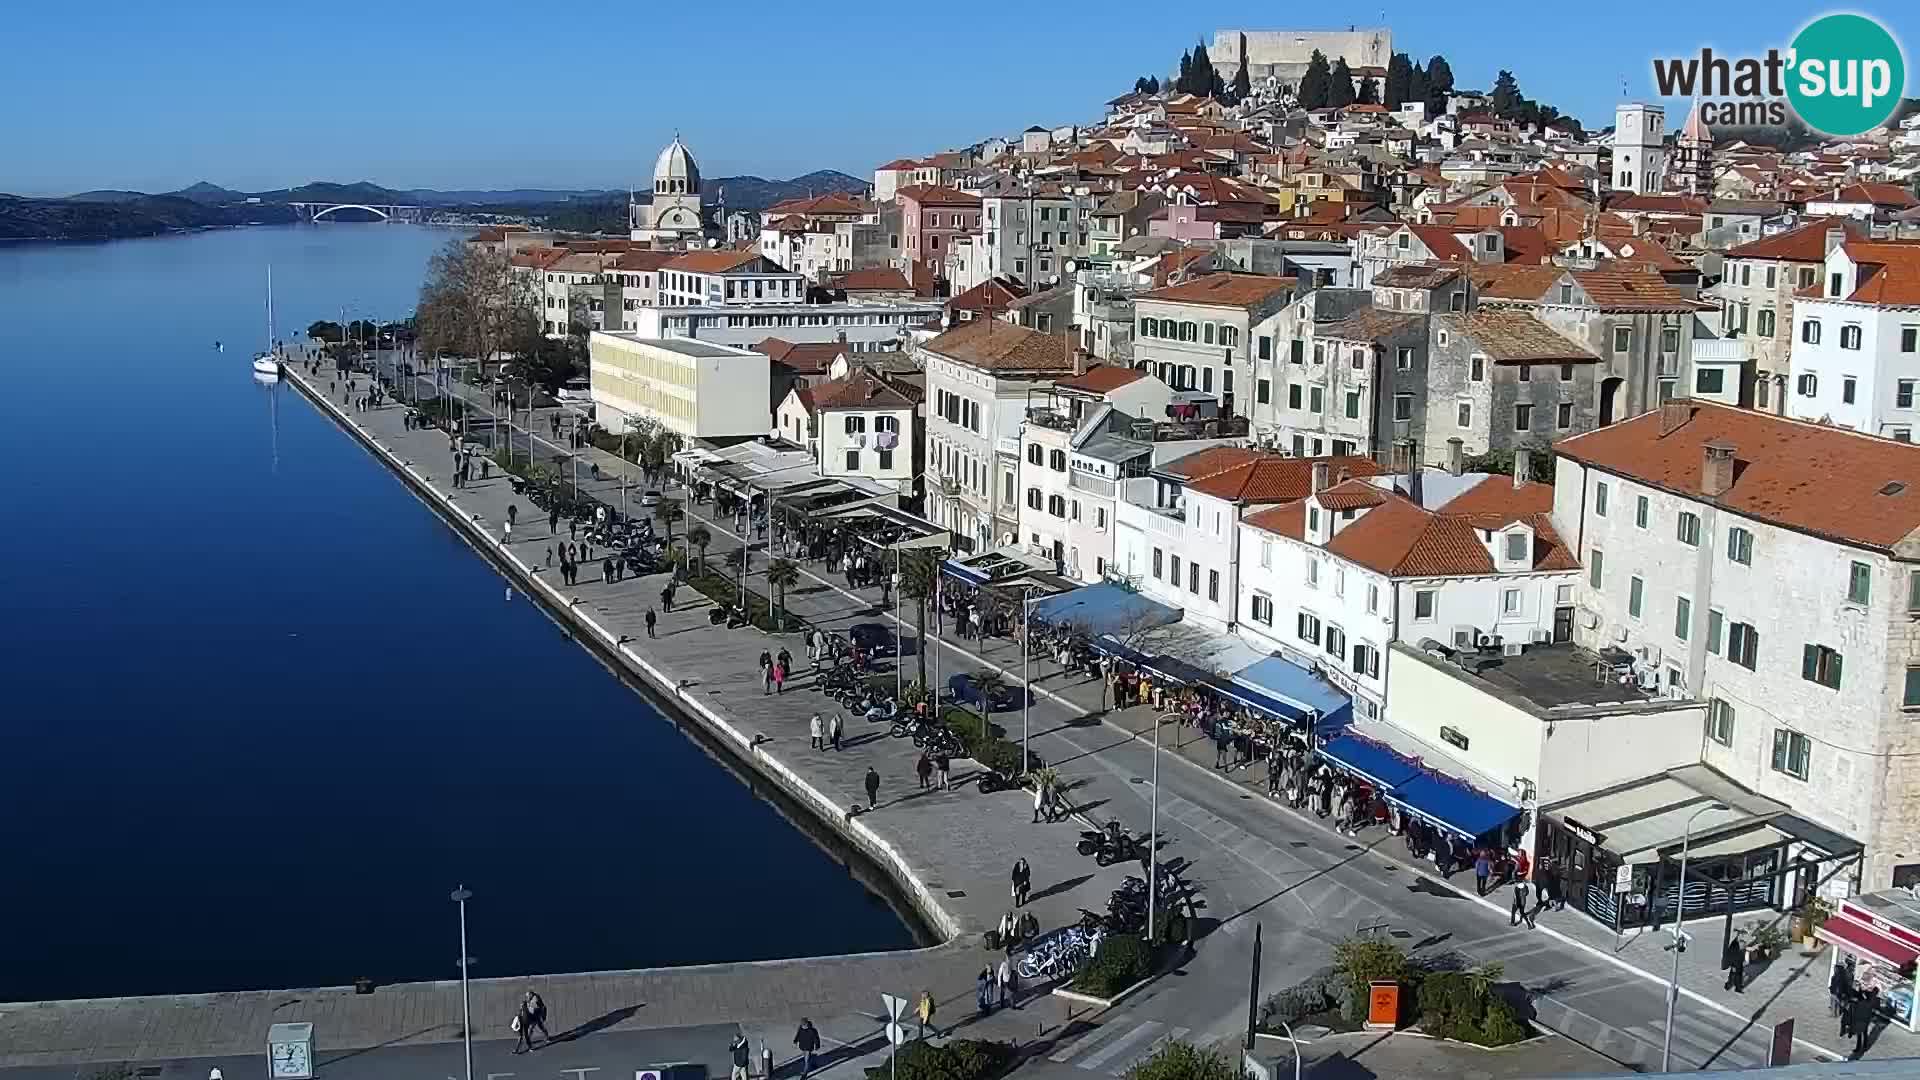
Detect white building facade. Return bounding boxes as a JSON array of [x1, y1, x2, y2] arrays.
[[1788, 241, 1920, 441]]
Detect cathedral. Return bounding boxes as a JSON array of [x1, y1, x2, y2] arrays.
[[629, 135, 707, 244]]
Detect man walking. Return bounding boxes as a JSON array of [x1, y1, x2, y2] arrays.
[[1722, 931, 1747, 993], [997, 955, 1014, 1009], [829, 712, 843, 752], [1510, 877, 1535, 929], [864, 766, 881, 809], [523, 991, 549, 1047], [1473, 849, 1492, 896], [792, 1018, 821, 1079], [728, 1033, 751, 1080], [809, 713, 824, 751], [1851, 988, 1878, 1058], [916, 751, 933, 790], [935, 752, 950, 791], [1214, 725, 1231, 769], [645, 608, 657, 638]]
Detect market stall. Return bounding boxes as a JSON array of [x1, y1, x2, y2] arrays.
[[1818, 892, 1920, 1032]]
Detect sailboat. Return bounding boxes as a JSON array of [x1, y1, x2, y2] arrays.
[[252, 266, 282, 377]]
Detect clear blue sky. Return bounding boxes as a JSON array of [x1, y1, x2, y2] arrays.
[[4, 1, 1913, 197]]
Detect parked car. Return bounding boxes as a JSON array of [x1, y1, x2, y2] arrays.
[[948, 672, 1020, 712], [639, 490, 662, 508], [847, 622, 898, 658]]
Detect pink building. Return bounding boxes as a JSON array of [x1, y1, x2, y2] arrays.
[[897, 184, 982, 281]]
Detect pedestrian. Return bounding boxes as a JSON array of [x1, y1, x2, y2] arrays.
[[549, 508, 560, 536], [729, 1033, 751, 1080], [1214, 724, 1231, 769], [570, 519, 578, 541], [792, 1018, 821, 1079], [1510, 878, 1535, 929], [645, 608, 657, 638], [1267, 751, 1282, 797], [976, 967, 994, 1014], [1032, 777, 1046, 823], [773, 661, 786, 695], [997, 955, 1014, 1008], [1851, 988, 1877, 1057], [524, 990, 549, 1045], [511, 1001, 533, 1054], [829, 712, 843, 752], [935, 752, 950, 791], [508, 504, 518, 527], [1832, 959, 1853, 1022], [864, 766, 881, 809], [503, 520, 513, 543], [810, 713, 824, 751], [915, 989, 935, 1040], [1011, 858, 1031, 907], [545, 546, 553, 569], [1474, 849, 1493, 896], [916, 751, 933, 789], [1722, 931, 1747, 993]]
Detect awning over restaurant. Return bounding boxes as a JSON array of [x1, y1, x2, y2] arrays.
[[1225, 656, 1353, 732], [1029, 583, 1180, 639], [1090, 635, 1153, 666], [1141, 654, 1217, 687], [1388, 773, 1522, 842], [1538, 764, 1853, 862], [1817, 917, 1920, 972], [1318, 734, 1421, 790]]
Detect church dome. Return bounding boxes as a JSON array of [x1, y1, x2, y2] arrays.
[[653, 136, 700, 194]]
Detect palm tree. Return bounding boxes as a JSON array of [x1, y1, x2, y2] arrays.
[[968, 667, 1007, 714], [766, 558, 801, 629], [686, 525, 712, 575], [898, 549, 940, 688], [655, 500, 685, 555]]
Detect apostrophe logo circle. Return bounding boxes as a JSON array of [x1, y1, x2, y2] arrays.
[[1786, 13, 1905, 136]]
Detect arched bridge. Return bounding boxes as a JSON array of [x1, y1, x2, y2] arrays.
[[289, 202, 424, 223]]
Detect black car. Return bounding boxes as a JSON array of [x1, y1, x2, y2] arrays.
[[948, 672, 1021, 712], [846, 622, 898, 657]]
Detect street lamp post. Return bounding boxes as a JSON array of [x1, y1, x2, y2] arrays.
[[893, 543, 904, 700], [450, 885, 474, 1080], [1021, 588, 1037, 776], [1148, 710, 1179, 943], [1662, 801, 1729, 1071]]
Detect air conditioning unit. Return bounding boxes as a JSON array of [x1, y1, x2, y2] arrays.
[[1529, 629, 1551, 644], [1613, 627, 1630, 643], [1638, 643, 1662, 666], [1580, 609, 1599, 629], [1476, 631, 1500, 649], [1452, 626, 1477, 649], [852, 433, 867, 447], [1502, 642, 1525, 657]]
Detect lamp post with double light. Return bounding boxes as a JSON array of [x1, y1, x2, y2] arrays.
[[1662, 801, 1729, 1072], [450, 885, 474, 1080]]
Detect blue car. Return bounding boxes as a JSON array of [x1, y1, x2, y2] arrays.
[[948, 672, 1021, 712]]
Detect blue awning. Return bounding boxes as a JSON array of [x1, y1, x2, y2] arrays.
[[1318, 734, 1421, 790], [942, 558, 989, 585], [1213, 680, 1315, 726], [1090, 635, 1152, 667], [1228, 657, 1353, 731], [1142, 654, 1217, 687], [1029, 583, 1180, 638], [1387, 774, 1521, 843]]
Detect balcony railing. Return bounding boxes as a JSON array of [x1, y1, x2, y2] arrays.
[[1026, 408, 1079, 432], [1069, 471, 1116, 497]]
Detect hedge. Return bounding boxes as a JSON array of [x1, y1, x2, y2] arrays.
[[943, 708, 1040, 775], [1072, 933, 1154, 998], [865, 1039, 1013, 1080], [1122, 1042, 1241, 1080]]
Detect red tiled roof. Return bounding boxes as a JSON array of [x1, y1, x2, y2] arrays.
[[663, 249, 765, 273], [613, 250, 675, 272], [1313, 479, 1389, 511], [1841, 242, 1920, 306], [1439, 310, 1597, 363], [1725, 218, 1865, 261], [1371, 262, 1462, 290], [1159, 446, 1265, 481], [896, 184, 982, 207], [808, 367, 921, 410], [1557, 400, 1920, 550], [922, 319, 1074, 373], [1057, 365, 1149, 394], [1138, 272, 1295, 309], [751, 338, 844, 373], [945, 275, 1027, 315], [1184, 455, 1383, 504], [834, 267, 912, 292], [1815, 183, 1920, 209], [1569, 266, 1710, 311]]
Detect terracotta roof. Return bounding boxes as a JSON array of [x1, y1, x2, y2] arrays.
[[1466, 262, 1563, 301], [1557, 400, 1920, 551], [896, 184, 982, 207], [1724, 218, 1865, 261], [808, 367, 921, 410], [877, 158, 922, 170], [1242, 500, 1306, 540], [1184, 455, 1384, 504], [1150, 249, 1216, 287], [1438, 310, 1598, 363], [1138, 272, 1295, 309], [922, 319, 1074, 374], [613, 250, 675, 272], [1313, 478, 1390, 511], [1371, 262, 1462, 290], [945, 275, 1027, 315], [1057, 365, 1149, 395], [1569, 265, 1710, 311], [762, 192, 870, 218], [751, 338, 845, 373], [1158, 446, 1265, 481], [1319, 309, 1420, 343], [1842, 242, 1920, 306], [663, 249, 765, 274], [787, 385, 816, 413], [1606, 193, 1708, 215], [1815, 183, 1920, 209], [834, 267, 912, 292]]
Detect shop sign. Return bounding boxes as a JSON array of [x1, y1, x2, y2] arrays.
[[1562, 817, 1604, 847]]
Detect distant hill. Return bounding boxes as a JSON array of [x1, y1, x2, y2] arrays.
[[63, 190, 150, 204], [705, 170, 867, 211], [168, 181, 243, 204], [465, 170, 870, 233], [0, 193, 297, 242]]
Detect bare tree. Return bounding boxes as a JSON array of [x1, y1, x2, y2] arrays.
[[416, 239, 537, 373]]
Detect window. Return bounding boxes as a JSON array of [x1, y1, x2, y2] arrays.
[[1771, 729, 1812, 780], [1905, 327, 1919, 353], [1802, 319, 1821, 344], [1662, 325, 1681, 353], [1558, 402, 1573, 428], [1257, 378, 1271, 404], [1518, 364, 1531, 383], [1414, 589, 1436, 620], [1502, 587, 1521, 614], [845, 449, 861, 470], [1589, 547, 1604, 588], [1613, 326, 1632, 353], [1396, 347, 1413, 371], [1258, 335, 1273, 360], [1208, 570, 1219, 601], [1325, 625, 1347, 662], [1707, 608, 1724, 654], [1728, 621, 1759, 670], [1287, 383, 1303, 409], [1049, 449, 1067, 472], [1306, 558, 1320, 587], [1514, 404, 1532, 431], [1334, 568, 1345, 597], [1027, 443, 1042, 465], [1628, 575, 1644, 618], [1674, 596, 1692, 641], [1250, 593, 1274, 625], [1843, 377, 1858, 404], [1911, 569, 1920, 613], [1457, 401, 1472, 428], [1309, 387, 1324, 413], [1798, 372, 1818, 397], [1800, 266, 1817, 288], [1258, 539, 1272, 568], [877, 449, 894, 469], [1707, 699, 1735, 746], [1726, 526, 1753, 565], [1831, 272, 1844, 297], [1047, 494, 1066, 518], [1504, 532, 1528, 561], [1470, 355, 1485, 381], [1353, 643, 1379, 678], [1900, 381, 1916, 409], [1152, 548, 1163, 578], [1677, 512, 1700, 546], [1169, 554, 1181, 583], [1696, 368, 1724, 395], [1393, 393, 1413, 421], [1594, 481, 1610, 516], [1345, 391, 1361, 419], [1757, 309, 1775, 337], [1189, 562, 1200, 594], [1366, 583, 1379, 613], [1848, 561, 1872, 605], [1635, 496, 1649, 529], [1297, 611, 1321, 645]]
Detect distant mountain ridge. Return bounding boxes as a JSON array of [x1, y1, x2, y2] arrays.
[[120, 171, 867, 211]]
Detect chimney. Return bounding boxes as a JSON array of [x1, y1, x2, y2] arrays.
[[1659, 399, 1691, 437], [1513, 447, 1532, 488], [1702, 440, 1736, 498], [1446, 437, 1464, 476], [1826, 226, 1847, 256], [1335, 465, 1352, 485], [1311, 461, 1330, 493]]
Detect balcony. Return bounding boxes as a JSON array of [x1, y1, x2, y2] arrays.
[[1691, 338, 1746, 364], [1068, 470, 1116, 497], [1026, 408, 1080, 433]]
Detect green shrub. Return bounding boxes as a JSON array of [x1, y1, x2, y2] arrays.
[[865, 1039, 1012, 1080], [1072, 933, 1154, 998], [1259, 970, 1342, 1029], [1122, 1041, 1242, 1080], [1408, 966, 1529, 1046], [1332, 936, 1409, 1025], [1474, 1001, 1529, 1046]]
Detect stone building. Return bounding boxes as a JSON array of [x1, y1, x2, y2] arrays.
[[1425, 309, 1599, 460], [1210, 27, 1392, 91]]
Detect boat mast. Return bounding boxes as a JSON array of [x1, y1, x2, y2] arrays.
[[266, 265, 277, 353]]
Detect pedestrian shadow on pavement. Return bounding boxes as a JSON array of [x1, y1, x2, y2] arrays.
[[1026, 873, 1095, 904], [317, 1024, 461, 1067], [550, 1004, 645, 1045]]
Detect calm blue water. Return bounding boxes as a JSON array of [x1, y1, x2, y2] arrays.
[[0, 225, 914, 1002]]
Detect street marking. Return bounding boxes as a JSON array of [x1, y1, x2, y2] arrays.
[[1049, 1022, 1119, 1063], [1118, 1026, 1191, 1073], [1077, 1021, 1165, 1071]]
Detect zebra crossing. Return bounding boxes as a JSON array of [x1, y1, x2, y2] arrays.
[[1047, 1020, 1192, 1075]]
